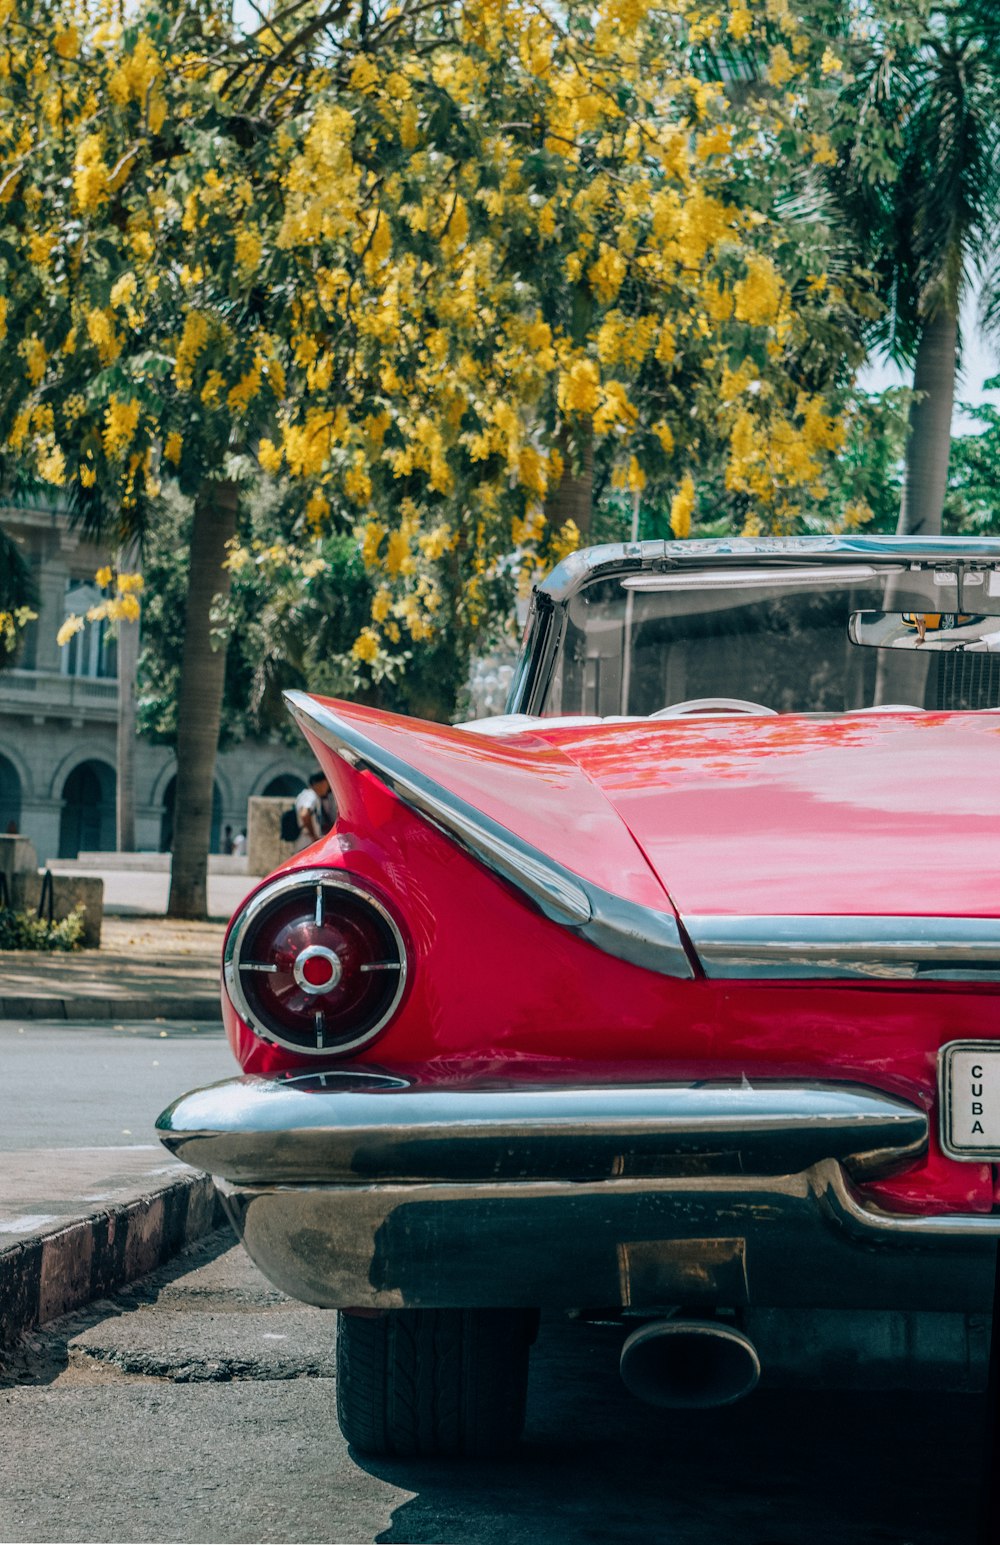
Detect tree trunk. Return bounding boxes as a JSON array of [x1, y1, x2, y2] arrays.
[[544, 425, 594, 540], [116, 537, 140, 852], [166, 478, 238, 920], [898, 307, 958, 536]]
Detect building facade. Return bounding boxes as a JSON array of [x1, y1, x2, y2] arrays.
[[0, 501, 311, 863]]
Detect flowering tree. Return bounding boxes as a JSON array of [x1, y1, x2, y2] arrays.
[[2, 0, 866, 913]]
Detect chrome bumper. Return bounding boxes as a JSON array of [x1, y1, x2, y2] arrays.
[[156, 1071, 1000, 1313]]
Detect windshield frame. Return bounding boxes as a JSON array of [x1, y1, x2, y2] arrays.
[[507, 536, 1000, 718]]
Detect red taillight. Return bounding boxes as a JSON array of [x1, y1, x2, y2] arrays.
[[224, 871, 408, 1055]]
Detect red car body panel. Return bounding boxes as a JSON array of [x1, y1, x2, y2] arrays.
[[534, 710, 1000, 919], [220, 696, 1000, 1217]]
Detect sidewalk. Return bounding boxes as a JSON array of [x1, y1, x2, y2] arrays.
[[0, 917, 227, 1020], [0, 1147, 223, 1347]]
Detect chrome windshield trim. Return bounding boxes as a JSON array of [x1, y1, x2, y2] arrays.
[[285, 691, 693, 979], [537, 536, 1000, 608], [512, 536, 1000, 715], [687, 915, 1000, 981]]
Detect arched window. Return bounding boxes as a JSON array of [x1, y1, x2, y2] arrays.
[[262, 773, 304, 798], [58, 760, 116, 858], [0, 754, 22, 835]]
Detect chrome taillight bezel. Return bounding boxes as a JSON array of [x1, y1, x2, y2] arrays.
[[223, 868, 408, 1056]]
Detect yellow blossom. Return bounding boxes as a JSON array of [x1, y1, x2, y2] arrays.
[[550, 519, 581, 562], [727, 6, 752, 40], [74, 135, 108, 212], [19, 335, 46, 385], [235, 228, 262, 276], [28, 233, 53, 266], [670, 474, 696, 539], [587, 244, 627, 304], [103, 397, 141, 459], [558, 356, 600, 416], [201, 371, 224, 407], [257, 438, 283, 474], [767, 45, 795, 86], [734, 255, 782, 325], [57, 616, 85, 648], [54, 23, 80, 58], [351, 628, 380, 663], [350, 56, 380, 93], [110, 271, 137, 309], [305, 490, 330, 530], [86, 308, 121, 366], [361, 520, 387, 565], [174, 311, 209, 390], [38, 446, 66, 485], [653, 421, 675, 456], [164, 431, 183, 465], [227, 365, 262, 416]]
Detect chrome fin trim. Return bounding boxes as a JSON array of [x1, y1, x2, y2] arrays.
[[284, 690, 693, 979], [688, 915, 1000, 981]]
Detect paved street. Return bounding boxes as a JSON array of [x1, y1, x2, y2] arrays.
[[0, 1234, 992, 1545], [0, 1018, 233, 1151], [0, 1018, 232, 1244]]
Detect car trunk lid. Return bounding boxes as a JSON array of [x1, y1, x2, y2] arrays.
[[537, 710, 1000, 923]]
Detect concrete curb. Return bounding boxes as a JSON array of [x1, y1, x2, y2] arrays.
[[0, 995, 222, 1021], [0, 1171, 225, 1347]]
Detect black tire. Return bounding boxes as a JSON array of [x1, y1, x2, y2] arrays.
[[335, 1307, 534, 1458]]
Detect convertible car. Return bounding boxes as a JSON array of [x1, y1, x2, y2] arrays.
[[158, 535, 1000, 1457]]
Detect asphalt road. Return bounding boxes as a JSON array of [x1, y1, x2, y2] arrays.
[[0, 1018, 233, 1150], [0, 1234, 993, 1545]]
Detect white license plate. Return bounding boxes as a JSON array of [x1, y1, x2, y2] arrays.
[[939, 1042, 1000, 1159]]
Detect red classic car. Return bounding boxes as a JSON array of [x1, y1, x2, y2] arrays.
[[159, 535, 1000, 1458]]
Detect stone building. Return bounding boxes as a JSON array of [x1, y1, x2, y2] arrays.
[[0, 499, 311, 863]]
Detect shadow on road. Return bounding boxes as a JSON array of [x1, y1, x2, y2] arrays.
[[358, 1316, 987, 1545], [0, 1227, 236, 1389]]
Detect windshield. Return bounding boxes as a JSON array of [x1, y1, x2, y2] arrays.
[[544, 564, 1000, 716]]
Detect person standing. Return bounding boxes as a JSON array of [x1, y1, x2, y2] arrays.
[[294, 770, 333, 851]]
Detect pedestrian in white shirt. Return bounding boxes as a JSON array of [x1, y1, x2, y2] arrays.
[[294, 770, 333, 851]]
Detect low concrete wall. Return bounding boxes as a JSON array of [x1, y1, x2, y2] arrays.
[[247, 796, 296, 879], [64, 852, 249, 875], [0, 834, 38, 889], [11, 871, 104, 949]]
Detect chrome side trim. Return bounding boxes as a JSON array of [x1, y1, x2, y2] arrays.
[[156, 1073, 929, 1186], [686, 915, 1000, 981], [818, 1158, 1000, 1238], [284, 690, 693, 979]]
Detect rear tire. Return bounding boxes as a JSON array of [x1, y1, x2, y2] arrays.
[[335, 1307, 534, 1458]]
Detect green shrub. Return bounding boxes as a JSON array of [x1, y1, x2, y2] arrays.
[[0, 905, 86, 952]]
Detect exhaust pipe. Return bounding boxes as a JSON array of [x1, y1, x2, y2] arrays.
[[619, 1319, 761, 1409]]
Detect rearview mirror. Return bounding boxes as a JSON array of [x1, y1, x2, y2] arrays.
[[849, 610, 1000, 652]]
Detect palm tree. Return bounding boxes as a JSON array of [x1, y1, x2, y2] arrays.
[[845, 1, 1000, 534], [72, 472, 238, 918]]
